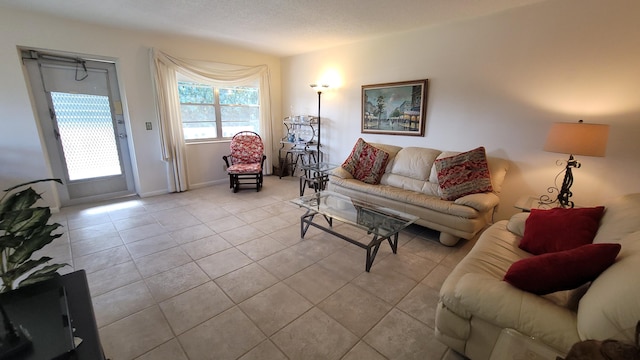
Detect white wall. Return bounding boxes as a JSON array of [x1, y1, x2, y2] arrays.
[[282, 0, 640, 221], [0, 7, 281, 208]]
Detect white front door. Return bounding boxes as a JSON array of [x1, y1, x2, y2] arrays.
[[23, 50, 135, 206]]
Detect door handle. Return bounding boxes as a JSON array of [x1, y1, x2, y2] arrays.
[[118, 133, 127, 139]]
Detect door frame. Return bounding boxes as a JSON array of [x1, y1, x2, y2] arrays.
[[20, 47, 138, 207]]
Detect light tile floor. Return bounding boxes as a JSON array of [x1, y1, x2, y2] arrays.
[[45, 176, 474, 360]]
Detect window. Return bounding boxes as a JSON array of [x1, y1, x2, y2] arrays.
[[178, 81, 260, 141]]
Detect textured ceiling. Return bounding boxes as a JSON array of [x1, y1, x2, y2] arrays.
[[0, 0, 549, 56]]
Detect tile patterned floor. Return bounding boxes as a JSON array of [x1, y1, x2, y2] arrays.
[[45, 176, 473, 360]]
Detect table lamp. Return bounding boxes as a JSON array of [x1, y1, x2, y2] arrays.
[[542, 119, 609, 208]]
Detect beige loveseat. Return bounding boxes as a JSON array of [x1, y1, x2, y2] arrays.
[[327, 143, 509, 246], [435, 193, 640, 359]]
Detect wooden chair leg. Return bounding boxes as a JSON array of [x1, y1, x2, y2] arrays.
[[232, 175, 239, 193]]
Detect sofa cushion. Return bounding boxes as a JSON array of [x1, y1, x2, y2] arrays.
[[519, 207, 605, 255], [381, 147, 442, 196], [504, 243, 621, 295], [434, 147, 493, 201], [389, 147, 441, 180], [381, 174, 429, 193], [455, 273, 581, 352], [593, 193, 640, 244], [341, 138, 390, 185], [577, 230, 640, 343], [439, 221, 526, 318], [438, 220, 583, 352], [328, 177, 488, 219]]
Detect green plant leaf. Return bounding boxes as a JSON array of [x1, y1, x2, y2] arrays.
[[11, 188, 41, 211], [0, 207, 50, 234], [0, 234, 24, 250], [18, 263, 67, 288], [2, 178, 62, 194], [14, 208, 44, 232], [8, 230, 62, 266], [1, 178, 61, 215], [0, 191, 27, 215], [0, 178, 65, 292], [0, 257, 52, 286], [35, 223, 63, 237]]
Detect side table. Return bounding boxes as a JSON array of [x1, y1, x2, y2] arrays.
[[514, 196, 540, 212], [299, 162, 338, 196], [514, 196, 562, 212], [278, 147, 317, 178]]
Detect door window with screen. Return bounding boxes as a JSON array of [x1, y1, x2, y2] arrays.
[[178, 80, 260, 141]]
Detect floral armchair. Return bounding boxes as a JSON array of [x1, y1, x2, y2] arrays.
[[222, 131, 266, 192]]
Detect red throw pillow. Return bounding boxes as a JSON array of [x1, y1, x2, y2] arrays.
[[504, 243, 620, 295], [519, 206, 605, 255], [504, 244, 621, 295], [341, 138, 390, 185], [434, 147, 493, 201]]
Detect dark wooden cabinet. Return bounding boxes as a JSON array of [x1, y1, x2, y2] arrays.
[[0, 270, 105, 360]]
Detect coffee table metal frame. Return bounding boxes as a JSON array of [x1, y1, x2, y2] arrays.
[[291, 191, 418, 272], [298, 162, 339, 196]]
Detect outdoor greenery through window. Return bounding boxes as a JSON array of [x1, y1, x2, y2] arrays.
[[178, 81, 260, 141]]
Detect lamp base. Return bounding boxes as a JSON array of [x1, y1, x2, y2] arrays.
[[557, 168, 574, 208], [539, 155, 580, 209]]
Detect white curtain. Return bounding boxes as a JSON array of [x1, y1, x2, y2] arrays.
[[150, 48, 274, 192]]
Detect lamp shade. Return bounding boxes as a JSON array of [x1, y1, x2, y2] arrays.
[[543, 121, 609, 157], [310, 84, 329, 94]]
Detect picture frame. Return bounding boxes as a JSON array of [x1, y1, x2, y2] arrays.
[[361, 79, 428, 136]]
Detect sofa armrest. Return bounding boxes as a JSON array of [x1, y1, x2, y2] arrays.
[[456, 273, 580, 352], [454, 192, 500, 212], [329, 166, 353, 179]]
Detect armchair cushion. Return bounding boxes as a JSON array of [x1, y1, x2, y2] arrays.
[[229, 132, 264, 164], [227, 163, 263, 175]]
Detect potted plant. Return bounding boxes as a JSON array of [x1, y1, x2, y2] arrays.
[[0, 179, 67, 293]]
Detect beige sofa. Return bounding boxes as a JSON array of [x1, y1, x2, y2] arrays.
[[327, 143, 509, 246], [435, 193, 640, 359]]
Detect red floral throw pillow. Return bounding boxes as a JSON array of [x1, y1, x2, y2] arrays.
[[434, 146, 493, 201], [519, 206, 605, 255], [504, 243, 621, 295], [341, 138, 390, 185]]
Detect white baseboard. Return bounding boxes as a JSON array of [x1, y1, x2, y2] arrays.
[[138, 189, 170, 198], [189, 179, 227, 189]]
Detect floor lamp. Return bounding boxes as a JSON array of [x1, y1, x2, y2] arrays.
[[310, 84, 329, 162], [541, 120, 609, 208]]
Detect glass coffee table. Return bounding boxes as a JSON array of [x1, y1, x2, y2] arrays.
[[291, 191, 419, 272]]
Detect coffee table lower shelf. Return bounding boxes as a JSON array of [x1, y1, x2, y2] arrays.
[[300, 210, 399, 272]]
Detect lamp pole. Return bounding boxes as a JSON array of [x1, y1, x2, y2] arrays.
[[310, 84, 328, 162]]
